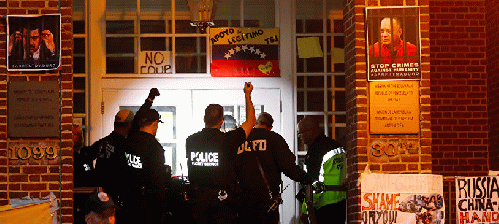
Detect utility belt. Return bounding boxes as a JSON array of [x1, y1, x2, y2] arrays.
[[313, 182, 347, 193], [188, 185, 237, 201]]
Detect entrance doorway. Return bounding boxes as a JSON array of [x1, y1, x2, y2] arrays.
[[102, 88, 281, 176]]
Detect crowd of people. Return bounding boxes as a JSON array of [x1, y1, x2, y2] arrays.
[[73, 83, 347, 224]]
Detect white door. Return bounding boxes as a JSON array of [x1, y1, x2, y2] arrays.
[[102, 89, 192, 176]]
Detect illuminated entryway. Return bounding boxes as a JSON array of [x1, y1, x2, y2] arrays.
[[102, 88, 281, 176]]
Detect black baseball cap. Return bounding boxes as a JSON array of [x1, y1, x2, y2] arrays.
[[141, 109, 163, 123]]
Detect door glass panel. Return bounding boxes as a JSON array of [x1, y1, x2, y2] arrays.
[[120, 106, 178, 174]]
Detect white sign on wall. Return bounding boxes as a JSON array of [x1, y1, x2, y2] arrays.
[[456, 176, 499, 224], [139, 51, 172, 74], [361, 173, 445, 224]]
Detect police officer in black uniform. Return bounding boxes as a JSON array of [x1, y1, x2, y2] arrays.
[[235, 112, 313, 224], [185, 82, 255, 224], [86, 108, 134, 223], [123, 88, 171, 224]]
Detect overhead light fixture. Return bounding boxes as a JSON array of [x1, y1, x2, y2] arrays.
[[186, 0, 215, 33]]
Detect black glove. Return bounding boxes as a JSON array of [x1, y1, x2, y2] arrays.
[[295, 187, 306, 203], [148, 88, 160, 100]]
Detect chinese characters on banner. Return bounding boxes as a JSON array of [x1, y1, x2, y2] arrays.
[[361, 173, 445, 224], [7, 14, 61, 71], [456, 176, 499, 224], [366, 7, 421, 81], [210, 27, 280, 77]]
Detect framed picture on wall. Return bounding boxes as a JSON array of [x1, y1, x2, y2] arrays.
[[7, 14, 61, 71]]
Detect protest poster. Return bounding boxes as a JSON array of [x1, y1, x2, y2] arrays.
[[7, 14, 61, 71], [365, 7, 421, 81], [456, 176, 499, 224], [361, 173, 444, 224], [210, 27, 280, 77]]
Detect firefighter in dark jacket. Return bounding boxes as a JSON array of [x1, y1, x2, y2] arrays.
[[236, 112, 313, 224]]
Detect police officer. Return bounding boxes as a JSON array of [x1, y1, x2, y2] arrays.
[[185, 82, 255, 224], [123, 89, 170, 224], [236, 112, 313, 224], [298, 116, 346, 224], [87, 108, 134, 222]]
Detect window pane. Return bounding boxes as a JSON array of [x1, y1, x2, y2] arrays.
[[74, 38, 85, 55], [106, 37, 134, 54], [74, 92, 85, 113], [74, 56, 85, 74], [176, 0, 197, 33], [107, 57, 135, 73], [326, 0, 343, 33], [107, 21, 134, 34], [107, 0, 136, 12], [297, 91, 304, 111], [141, 20, 166, 34], [176, 37, 206, 53], [73, 21, 85, 34], [297, 58, 324, 73], [306, 76, 324, 88], [175, 56, 206, 73], [73, 77, 86, 90], [176, 36, 207, 73], [141, 37, 171, 51], [327, 55, 345, 72], [244, 0, 274, 28], [175, 20, 197, 34], [213, 0, 240, 27], [335, 90, 346, 111], [296, 0, 323, 33], [141, 0, 170, 12], [306, 91, 324, 111]]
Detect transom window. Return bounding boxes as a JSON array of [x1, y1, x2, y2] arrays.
[[105, 0, 275, 76]]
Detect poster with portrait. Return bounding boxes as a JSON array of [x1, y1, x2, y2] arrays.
[[456, 176, 499, 223], [361, 173, 445, 224], [366, 7, 421, 81], [7, 14, 61, 71]]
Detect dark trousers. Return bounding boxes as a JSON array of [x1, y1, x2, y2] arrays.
[[191, 199, 237, 224], [237, 194, 279, 224], [189, 186, 237, 224], [316, 199, 346, 224]]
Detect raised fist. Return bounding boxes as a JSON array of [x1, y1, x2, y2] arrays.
[[148, 88, 160, 100]]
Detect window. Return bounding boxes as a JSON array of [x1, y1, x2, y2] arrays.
[[295, 0, 346, 155], [105, 0, 274, 76], [73, 0, 88, 145]]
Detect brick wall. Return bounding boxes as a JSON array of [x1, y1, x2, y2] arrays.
[[429, 0, 488, 177], [487, 0, 499, 171], [0, 1, 74, 223], [344, 0, 431, 223]]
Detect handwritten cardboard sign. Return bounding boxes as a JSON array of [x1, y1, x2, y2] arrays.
[[139, 51, 172, 74]]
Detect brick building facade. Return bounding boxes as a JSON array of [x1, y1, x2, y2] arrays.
[[0, 0, 74, 222], [344, 0, 491, 223], [0, 0, 496, 223]]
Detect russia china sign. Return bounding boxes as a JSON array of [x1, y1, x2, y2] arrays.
[[456, 176, 499, 224]]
